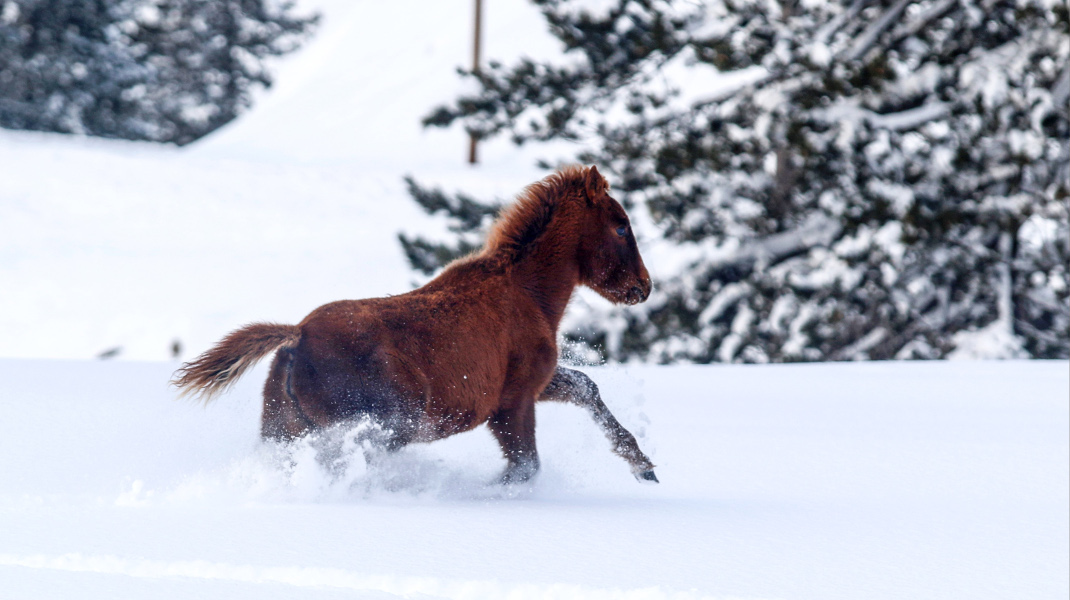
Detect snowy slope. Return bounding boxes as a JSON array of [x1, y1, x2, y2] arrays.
[[1, 359, 1067, 599], [0, 0, 569, 362], [197, 0, 565, 167]]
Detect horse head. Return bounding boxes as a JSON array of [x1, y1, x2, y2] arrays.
[[577, 166, 652, 305]]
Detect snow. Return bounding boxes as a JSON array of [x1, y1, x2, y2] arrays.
[[814, 101, 951, 133], [949, 235, 1027, 360], [0, 359, 1066, 599], [656, 48, 768, 112], [948, 319, 1028, 360], [0, 0, 564, 362], [1, 2, 1068, 597], [841, 0, 913, 61]]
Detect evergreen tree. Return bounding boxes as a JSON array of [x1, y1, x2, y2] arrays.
[[0, 0, 150, 137], [406, 0, 1069, 361], [0, 0, 316, 144]]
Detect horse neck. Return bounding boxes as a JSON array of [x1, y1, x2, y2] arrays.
[[509, 222, 580, 331]]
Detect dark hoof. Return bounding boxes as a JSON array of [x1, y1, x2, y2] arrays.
[[636, 470, 659, 484]]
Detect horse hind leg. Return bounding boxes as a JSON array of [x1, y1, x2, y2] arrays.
[[539, 366, 658, 484], [261, 349, 315, 442], [487, 396, 540, 485]]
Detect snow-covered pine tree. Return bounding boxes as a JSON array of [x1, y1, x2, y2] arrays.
[[0, 0, 149, 137], [117, 0, 316, 144], [406, 0, 1069, 362], [0, 0, 315, 144]]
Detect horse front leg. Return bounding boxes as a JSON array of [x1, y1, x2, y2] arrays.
[[539, 366, 658, 483]]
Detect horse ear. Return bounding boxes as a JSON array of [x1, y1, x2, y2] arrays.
[[585, 165, 606, 204]]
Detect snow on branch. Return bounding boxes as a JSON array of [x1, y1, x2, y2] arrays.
[[814, 102, 950, 131], [843, 0, 916, 62], [815, 0, 871, 47], [1053, 63, 1070, 116], [710, 215, 843, 272], [868, 102, 951, 130], [888, 0, 959, 47]]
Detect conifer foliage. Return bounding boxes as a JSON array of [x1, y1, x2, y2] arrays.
[[0, 0, 316, 144], [407, 0, 1069, 362]]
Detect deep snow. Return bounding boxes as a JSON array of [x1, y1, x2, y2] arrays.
[[1, 1, 1068, 598], [0, 359, 1067, 599]]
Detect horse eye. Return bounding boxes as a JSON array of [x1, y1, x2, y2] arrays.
[[615, 225, 627, 236]]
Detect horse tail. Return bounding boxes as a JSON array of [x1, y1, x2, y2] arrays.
[[172, 323, 302, 403]]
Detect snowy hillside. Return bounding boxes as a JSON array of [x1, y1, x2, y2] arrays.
[[0, 0, 568, 362], [1, 359, 1067, 599]]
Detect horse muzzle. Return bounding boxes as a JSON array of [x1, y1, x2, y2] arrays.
[[625, 277, 652, 305]]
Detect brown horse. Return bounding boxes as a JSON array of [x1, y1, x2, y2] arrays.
[[173, 165, 658, 484]]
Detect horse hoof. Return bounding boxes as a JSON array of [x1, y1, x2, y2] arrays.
[[498, 461, 539, 486], [636, 470, 659, 484]]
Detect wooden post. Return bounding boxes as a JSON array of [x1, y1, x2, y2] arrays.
[[468, 0, 483, 164]]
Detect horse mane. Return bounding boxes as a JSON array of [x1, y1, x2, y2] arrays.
[[481, 165, 606, 264]]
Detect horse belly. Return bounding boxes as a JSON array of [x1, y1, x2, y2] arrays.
[[416, 378, 501, 441], [388, 314, 511, 441]]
